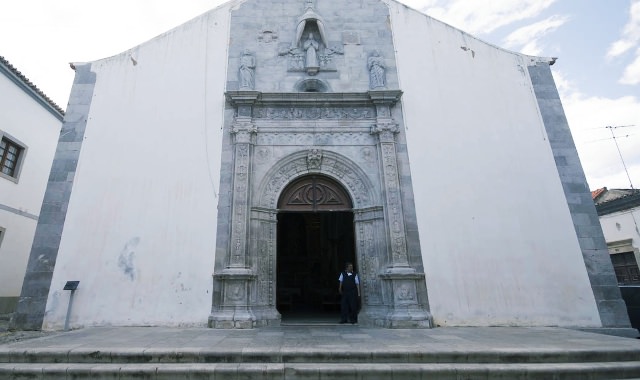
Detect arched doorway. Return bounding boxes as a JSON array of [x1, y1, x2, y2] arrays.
[[276, 175, 355, 322]]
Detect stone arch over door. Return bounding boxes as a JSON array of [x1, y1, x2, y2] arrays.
[[256, 150, 377, 209], [250, 150, 387, 325]]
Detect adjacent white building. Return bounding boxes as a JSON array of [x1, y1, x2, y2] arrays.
[[593, 188, 640, 285], [11, 0, 634, 335], [0, 56, 64, 314]]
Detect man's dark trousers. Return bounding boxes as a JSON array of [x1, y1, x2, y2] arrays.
[[340, 271, 358, 323]]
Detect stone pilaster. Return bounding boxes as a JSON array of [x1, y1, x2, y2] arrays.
[[209, 92, 259, 329], [369, 90, 432, 328]]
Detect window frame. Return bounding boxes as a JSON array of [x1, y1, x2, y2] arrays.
[[0, 131, 27, 183]]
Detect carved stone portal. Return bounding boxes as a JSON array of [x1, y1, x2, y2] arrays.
[[209, 91, 433, 329]]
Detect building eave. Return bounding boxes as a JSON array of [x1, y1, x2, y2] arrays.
[[0, 56, 65, 122]]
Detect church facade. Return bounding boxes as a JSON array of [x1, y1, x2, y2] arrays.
[[13, 0, 632, 332]]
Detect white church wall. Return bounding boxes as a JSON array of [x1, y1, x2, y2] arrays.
[[0, 70, 61, 308], [387, 2, 601, 326], [41, 4, 233, 329]]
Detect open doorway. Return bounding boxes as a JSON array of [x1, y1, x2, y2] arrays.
[[275, 174, 356, 323], [277, 211, 355, 322]]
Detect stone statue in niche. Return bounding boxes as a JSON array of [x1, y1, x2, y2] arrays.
[[277, 0, 342, 76], [303, 33, 320, 70], [239, 50, 256, 90], [368, 51, 386, 89]]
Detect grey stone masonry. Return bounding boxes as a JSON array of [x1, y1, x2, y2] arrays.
[[528, 63, 631, 328], [209, 0, 433, 329], [10, 64, 96, 330]]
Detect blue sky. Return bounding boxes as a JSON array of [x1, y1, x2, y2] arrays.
[[1, 0, 639, 190]]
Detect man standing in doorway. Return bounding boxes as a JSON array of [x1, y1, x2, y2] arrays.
[[338, 262, 360, 324]]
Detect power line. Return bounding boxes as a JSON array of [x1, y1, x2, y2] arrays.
[[606, 125, 636, 189], [579, 133, 637, 144]]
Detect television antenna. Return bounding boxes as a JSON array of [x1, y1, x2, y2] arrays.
[[605, 125, 636, 189]]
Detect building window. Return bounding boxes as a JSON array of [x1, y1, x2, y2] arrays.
[[610, 251, 640, 285], [0, 134, 26, 181]]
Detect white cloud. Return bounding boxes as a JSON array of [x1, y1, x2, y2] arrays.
[[606, 0, 640, 59], [554, 70, 640, 189], [418, 0, 556, 35], [502, 15, 569, 55], [606, 0, 640, 87], [620, 47, 640, 85]]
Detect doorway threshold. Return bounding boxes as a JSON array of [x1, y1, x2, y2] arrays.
[[280, 311, 345, 326]]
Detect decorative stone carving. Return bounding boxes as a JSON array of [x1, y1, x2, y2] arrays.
[[257, 29, 278, 43], [361, 147, 375, 163], [303, 33, 320, 73], [239, 50, 256, 90], [278, 0, 343, 75], [368, 51, 386, 89], [256, 132, 374, 146], [254, 106, 375, 119], [256, 147, 271, 162], [307, 148, 322, 170], [215, 88, 432, 329], [232, 123, 258, 144], [371, 123, 399, 143], [257, 151, 375, 210]]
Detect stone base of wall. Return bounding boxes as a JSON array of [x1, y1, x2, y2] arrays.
[[0, 297, 17, 314]]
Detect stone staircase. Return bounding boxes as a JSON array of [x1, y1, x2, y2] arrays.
[[0, 326, 639, 379]]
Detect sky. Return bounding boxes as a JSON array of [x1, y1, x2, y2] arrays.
[[1, 0, 639, 191]]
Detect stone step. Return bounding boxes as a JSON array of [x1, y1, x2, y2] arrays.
[[1, 361, 640, 379], [2, 346, 640, 365]]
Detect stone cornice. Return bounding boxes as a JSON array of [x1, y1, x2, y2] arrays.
[[225, 90, 403, 107]]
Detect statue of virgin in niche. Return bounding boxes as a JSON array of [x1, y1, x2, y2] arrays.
[[303, 32, 319, 69]]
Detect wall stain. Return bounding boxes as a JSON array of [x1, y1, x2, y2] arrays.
[[118, 237, 140, 281]]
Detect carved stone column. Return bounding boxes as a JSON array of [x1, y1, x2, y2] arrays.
[[209, 91, 259, 329], [369, 90, 432, 328]]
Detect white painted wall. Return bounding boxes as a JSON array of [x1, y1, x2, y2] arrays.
[[599, 208, 640, 263], [41, 4, 233, 329], [0, 73, 61, 301], [387, 1, 601, 327]]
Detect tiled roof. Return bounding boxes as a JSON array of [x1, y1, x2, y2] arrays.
[[591, 187, 606, 200], [592, 187, 640, 215], [0, 55, 65, 117]]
